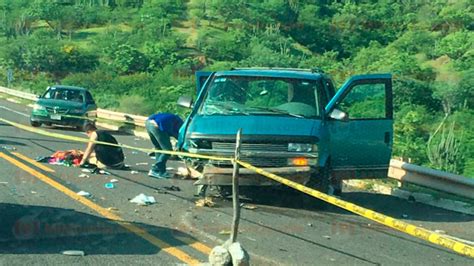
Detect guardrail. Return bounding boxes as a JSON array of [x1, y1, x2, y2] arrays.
[[96, 108, 147, 127], [1, 86, 473, 198], [0, 86, 38, 101], [388, 159, 474, 199]]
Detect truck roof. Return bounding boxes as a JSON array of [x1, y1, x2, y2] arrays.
[[216, 68, 324, 80]]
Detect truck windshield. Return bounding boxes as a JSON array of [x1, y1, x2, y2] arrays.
[[199, 75, 323, 118]]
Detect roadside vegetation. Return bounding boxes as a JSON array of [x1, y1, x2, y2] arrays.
[[0, 0, 472, 177]]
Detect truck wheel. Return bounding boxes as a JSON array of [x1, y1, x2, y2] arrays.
[[217, 185, 232, 198], [308, 165, 330, 194], [30, 120, 41, 127], [331, 177, 343, 196]]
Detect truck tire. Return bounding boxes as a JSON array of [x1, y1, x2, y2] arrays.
[[308, 165, 330, 194]]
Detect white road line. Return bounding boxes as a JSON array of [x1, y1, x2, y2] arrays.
[[0, 105, 29, 117]]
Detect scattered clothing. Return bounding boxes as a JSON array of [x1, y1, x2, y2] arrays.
[[36, 150, 83, 167]]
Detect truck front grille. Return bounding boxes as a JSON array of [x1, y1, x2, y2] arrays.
[[212, 142, 287, 152], [211, 142, 288, 167]]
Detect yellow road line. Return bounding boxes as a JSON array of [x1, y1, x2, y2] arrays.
[[175, 236, 213, 254], [11, 152, 55, 173], [0, 152, 207, 265]]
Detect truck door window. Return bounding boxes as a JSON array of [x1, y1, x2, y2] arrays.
[[337, 83, 386, 119]]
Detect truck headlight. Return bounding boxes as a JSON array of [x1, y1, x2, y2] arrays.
[[33, 104, 46, 111], [288, 143, 317, 152]]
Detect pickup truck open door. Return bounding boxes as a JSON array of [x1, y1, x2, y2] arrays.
[[325, 74, 393, 179]]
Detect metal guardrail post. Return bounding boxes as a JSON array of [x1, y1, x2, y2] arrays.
[[230, 128, 242, 243]]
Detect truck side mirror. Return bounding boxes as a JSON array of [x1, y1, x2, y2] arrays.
[[329, 108, 349, 121], [177, 96, 193, 109]]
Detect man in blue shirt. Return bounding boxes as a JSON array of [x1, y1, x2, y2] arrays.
[[146, 113, 184, 179]]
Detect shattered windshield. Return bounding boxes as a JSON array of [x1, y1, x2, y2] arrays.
[[199, 75, 323, 118]]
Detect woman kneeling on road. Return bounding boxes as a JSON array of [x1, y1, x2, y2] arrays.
[[79, 124, 125, 169]]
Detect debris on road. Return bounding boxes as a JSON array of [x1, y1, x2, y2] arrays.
[[164, 185, 181, 192], [130, 170, 139, 175], [61, 250, 85, 256], [130, 193, 156, 206], [92, 168, 111, 175], [241, 204, 257, 210], [110, 179, 119, 183], [104, 182, 115, 189], [195, 197, 215, 207], [136, 162, 149, 166], [37, 150, 83, 167], [176, 167, 189, 176], [77, 191, 91, 197], [78, 174, 89, 178]]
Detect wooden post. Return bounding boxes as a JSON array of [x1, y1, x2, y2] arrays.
[[230, 128, 242, 243]]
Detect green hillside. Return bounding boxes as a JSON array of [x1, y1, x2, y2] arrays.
[[0, 0, 472, 176]]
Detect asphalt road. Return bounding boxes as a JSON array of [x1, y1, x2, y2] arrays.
[[0, 98, 473, 265]]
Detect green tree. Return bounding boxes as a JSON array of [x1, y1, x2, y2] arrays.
[[434, 30, 474, 59], [109, 44, 149, 74]]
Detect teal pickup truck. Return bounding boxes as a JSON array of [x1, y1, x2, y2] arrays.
[[177, 68, 393, 196]]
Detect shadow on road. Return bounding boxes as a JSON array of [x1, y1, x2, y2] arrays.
[[0, 139, 26, 146], [0, 203, 202, 256], [223, 186, 474, 223]]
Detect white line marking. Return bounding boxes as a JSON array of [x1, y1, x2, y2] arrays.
[[0, 106, 29, 117]]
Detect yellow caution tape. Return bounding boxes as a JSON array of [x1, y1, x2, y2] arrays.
[[55, 113, 140, 126], [0, 117, 231, 162], [237, 160, 474, 258], [2, 116, 473, 257]]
